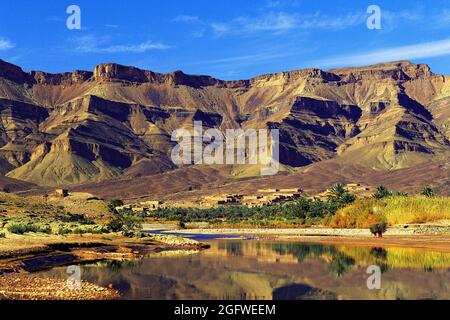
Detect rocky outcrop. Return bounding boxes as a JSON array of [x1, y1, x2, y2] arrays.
[[94, 63, 153, 83], [270, 97, 362, 166], [31, 70, 93, 85], [251, 68, 340, 84], [330, 60, 432, 82], [0, 59, 30, 84], [93, 63, 223, 88]]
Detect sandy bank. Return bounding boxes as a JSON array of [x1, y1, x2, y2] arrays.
[[148, 226, 450, 252], [154, 225, 450, 237]]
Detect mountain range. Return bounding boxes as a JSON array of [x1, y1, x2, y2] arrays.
[[0, 59, 448, 198]]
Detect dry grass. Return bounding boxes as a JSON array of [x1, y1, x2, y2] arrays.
[[330, 196, 450, 227], [380, 196, 450, 224], [47, 192, 111, 222], [0, 191, 111, 221]]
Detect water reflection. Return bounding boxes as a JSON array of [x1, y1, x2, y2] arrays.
[[273, 284, 337, 300], [272, 243, 357, 277], [38, 240, 450, 300]]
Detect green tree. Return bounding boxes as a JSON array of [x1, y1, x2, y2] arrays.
[[106, 208, 142, 237], [373, 185, 392, 199], [107, 219, 123, 232], [369, 221, 387, 237], [421, 186, 435, 197], [327, 183, 356, 208], [328, 183, 346, 201], [108, 199, 124, 213], [340, 192, 356, 205]]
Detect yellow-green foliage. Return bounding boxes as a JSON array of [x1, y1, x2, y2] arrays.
[[380, 196, 450, 224], [331, 196, 450, 227], [339, 246, 450, 269], [329, 198, 385, 228]]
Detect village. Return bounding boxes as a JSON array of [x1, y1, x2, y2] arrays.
[[114, 183, 373, 214]]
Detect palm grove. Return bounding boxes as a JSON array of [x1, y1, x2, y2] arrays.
[[112, 184, 446, 236]]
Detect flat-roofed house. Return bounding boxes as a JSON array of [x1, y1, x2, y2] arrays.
[[140, 200, 164, 210], [55, 189, 69, 197]]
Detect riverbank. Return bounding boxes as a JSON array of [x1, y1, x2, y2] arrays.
[[161, 224, 450, 236], [0, 232, 208, 300], [147, 225, 450, 252]]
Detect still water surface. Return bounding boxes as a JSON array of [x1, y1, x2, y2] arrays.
[[39, 239, 450, 300]]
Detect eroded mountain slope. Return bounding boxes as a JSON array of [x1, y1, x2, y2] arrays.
[[0, 59, 448, 187]]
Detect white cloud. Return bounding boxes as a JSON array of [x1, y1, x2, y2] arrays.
[[311, 38, 450, 68], [263, 0, 301, 10], [0, 37, 14, 51], [72, 35, 170, 53], [104, 24, 119, 29], [191, 29, 206, 38], [199, 52, 291, 67], [173, 10, 366, 37], [210, 22, 230, 34], [99, 41, 170, 53], [379, 9, 424, 31], [173, 8, 450, 39], [210, 11, 366, 36], [172, 15, 200, 23], [265, 1, 282, 8]]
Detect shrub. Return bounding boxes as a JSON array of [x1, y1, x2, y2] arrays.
[[421, 186, 435, 197], [72, 227, 108, 235], [329, 198, 385, 228], [7, 224, 28, 234], [392, 191, 409, 197], [73, 228, 86, 235], [58, 227, 72, 235], [6, 223, 52, 234], [39, 226, 52, 234], [0, 232, 5, 238], [369, 221, 387, 236], [60, 214, 94, 225], [107, 219, 123, 232], [121, 217, 142, 237], [106, 213, 142, 236]]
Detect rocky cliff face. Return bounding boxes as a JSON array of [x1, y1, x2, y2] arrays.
[[0, 59, 448, 186]]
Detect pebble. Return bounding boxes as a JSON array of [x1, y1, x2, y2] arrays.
[[0, 274, 120, 300]]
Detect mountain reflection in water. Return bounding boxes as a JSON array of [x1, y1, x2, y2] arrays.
[[38, 240, 450, 300]]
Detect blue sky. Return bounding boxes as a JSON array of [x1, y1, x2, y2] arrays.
[[1, 0, 450, 79]]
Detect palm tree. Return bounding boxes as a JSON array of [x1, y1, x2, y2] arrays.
[[421, 186, 435, 197], [328, 183, 346, 201], [373, 185, 391, 199], [327, 183, 356, 207]]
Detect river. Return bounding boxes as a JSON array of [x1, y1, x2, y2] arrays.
[[38, 239, 450, 300]]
